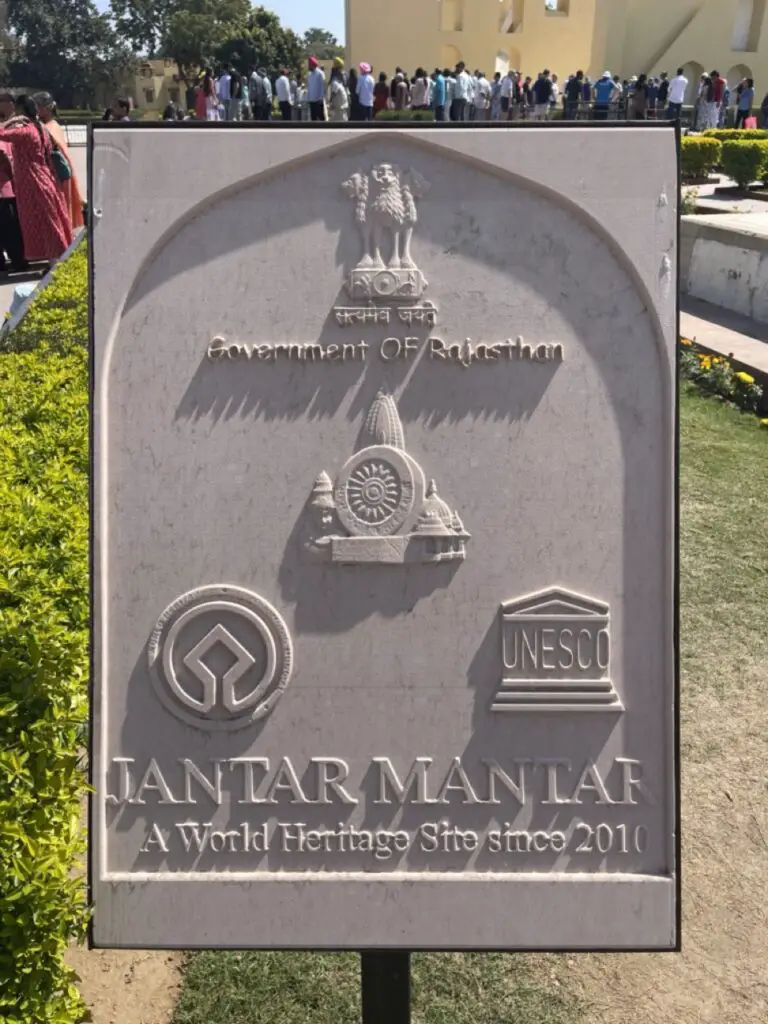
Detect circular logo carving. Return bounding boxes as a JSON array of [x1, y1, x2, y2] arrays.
[[147, 585, 293, 731], [372, 270, 399, 296], [347, 459, 403, 524], [335, 445, 416, 537]]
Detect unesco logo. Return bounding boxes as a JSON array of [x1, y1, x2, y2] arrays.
[[147, 584, 294, 731]]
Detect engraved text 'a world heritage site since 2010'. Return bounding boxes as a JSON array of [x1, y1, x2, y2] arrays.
[[108, 753, 653, 864]]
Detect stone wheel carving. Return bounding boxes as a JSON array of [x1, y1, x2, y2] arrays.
[[334, 445, 415, 537], [347, 460, 402, 524]]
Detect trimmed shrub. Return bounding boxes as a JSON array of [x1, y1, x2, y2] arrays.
[[702, 127, 768, 141], [720, 138, 768, 188], [58, 109, 143, 122], [374, 108, 436, 121], [0, 264, 90, 1021], [681, 135, 722, 179], [1, 243, 88, 354]]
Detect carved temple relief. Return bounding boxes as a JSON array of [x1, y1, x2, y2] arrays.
[[305, 390, 469, 565], [341, 164, 430, 302]]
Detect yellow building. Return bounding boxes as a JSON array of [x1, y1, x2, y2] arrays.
[[130, 59, 185, 113], [346, 0, 768, 100]]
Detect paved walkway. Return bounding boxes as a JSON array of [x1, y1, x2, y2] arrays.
[[681, 294, 768, 374]]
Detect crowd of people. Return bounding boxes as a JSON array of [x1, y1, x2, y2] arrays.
[[158, 58, 765, 128], [1, 58, 763, 276], [0, 92, 83, 276]]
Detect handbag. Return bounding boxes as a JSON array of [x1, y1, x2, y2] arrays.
[[50, 141, 72, 182]]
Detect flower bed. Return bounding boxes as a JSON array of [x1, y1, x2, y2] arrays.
[[680, 337, 763, 413]]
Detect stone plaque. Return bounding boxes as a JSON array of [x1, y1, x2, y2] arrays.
[[90, 124, 679, 951]]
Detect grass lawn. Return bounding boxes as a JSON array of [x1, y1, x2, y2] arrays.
[[172, 951, 581, 1024], [171, 386, 767, 1024]]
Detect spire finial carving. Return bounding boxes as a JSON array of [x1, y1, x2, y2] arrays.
[[358, 390, 405, 451]]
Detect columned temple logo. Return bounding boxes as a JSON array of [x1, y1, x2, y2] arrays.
[[341, 163, 430, 301], [492, 588, 623, 713], [305, 390, 469, 565], [147, 584, 294, 730]]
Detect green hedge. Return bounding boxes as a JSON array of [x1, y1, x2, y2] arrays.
[[0, 247, 90, 1022], [702, 127, 768, 141], [681, 135, 722, 179], [58, 109, 143, 122], [1, 244, 88, 354], [720, 138, 768, 188], [374, 108, 436, 121]]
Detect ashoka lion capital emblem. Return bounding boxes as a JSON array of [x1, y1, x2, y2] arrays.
[[341, 163, 430, 301]]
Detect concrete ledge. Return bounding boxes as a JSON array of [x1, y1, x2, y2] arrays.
[[681, 215, 768, 323]]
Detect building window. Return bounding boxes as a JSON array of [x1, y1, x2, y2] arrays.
[[731, 0, 766, 51], [545, 0, 569, 13], [726, 63, 753, 90], [144, 88, 155, 104], [732, 0, 753, 49], [441, 43, 462, 69], [440, 0, 463, 33], [500, 1, 524, 33]]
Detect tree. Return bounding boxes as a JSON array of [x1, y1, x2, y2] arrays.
[[162, 0, 249, 81], [214, 6, 302, 75], [7, 0, 136, 107], [109, 0, 181, 57], [302, 26, 343, 61]]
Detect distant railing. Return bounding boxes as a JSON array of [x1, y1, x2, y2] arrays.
[[61, 124, 87, 146]]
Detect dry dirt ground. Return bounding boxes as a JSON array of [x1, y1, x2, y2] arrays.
[[535, 398, 768, 1024], [65, 947, 182, 1024], [552, 680, 768, 1024]]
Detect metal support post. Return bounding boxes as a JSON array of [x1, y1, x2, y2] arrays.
[[360, 952, 411, 1024]]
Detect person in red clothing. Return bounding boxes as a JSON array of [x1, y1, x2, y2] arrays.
[[0, 95, 71, 266], [0, 93, 25, 273], [706, 70, 727, 129]]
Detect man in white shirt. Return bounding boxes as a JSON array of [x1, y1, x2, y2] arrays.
[[357, 62, 375, 121], [276, 67, 292, 121], [468, 70, 479, 121], [452, 62, 472, 122], [307, 56, 326, 121], [667, 67, 688, 120], [549, 73, 560, 118], [499, 71, 514, 120], [217, 69, 231, 119], [473, 72, 491, 120]]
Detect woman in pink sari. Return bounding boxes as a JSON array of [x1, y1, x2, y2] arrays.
[[0, 95, 71, 264], [34, 92, 85, 231]]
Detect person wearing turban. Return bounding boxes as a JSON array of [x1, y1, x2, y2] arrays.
[[357, 62, 375, 121], [307, 56, 326, 120]]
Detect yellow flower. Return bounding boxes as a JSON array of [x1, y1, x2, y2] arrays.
[[760, 419, 768, 426], [680, 338, 693, 347], [736, 371, 755, 384]]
